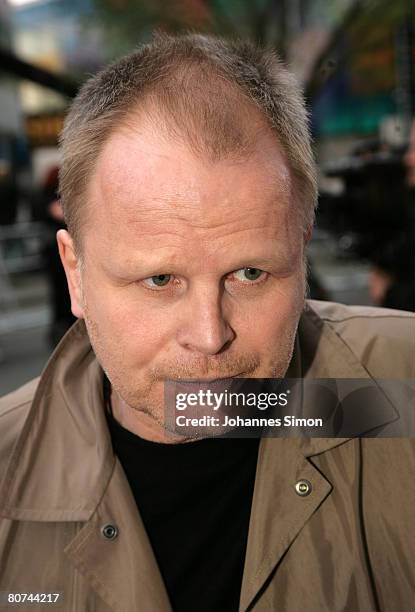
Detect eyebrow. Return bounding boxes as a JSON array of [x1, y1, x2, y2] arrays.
[[240, 255, 288, 268], [108, 251, 291, 277]]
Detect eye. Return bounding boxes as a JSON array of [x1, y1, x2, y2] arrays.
[[233, 267, 265, 282], [143, 274, 172, 288]]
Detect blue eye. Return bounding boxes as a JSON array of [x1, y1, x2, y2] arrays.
[[234, 268, 264, 282], [145, 274, 171, 287]]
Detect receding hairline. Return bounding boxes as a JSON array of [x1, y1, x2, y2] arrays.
[[60, 33, 317, 257], [72, 92, 296, 257], [79, 140, 302, 289]]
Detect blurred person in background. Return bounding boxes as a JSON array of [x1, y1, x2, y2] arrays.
[[368, 232, 415, 310], [1, 33, 415, 612]]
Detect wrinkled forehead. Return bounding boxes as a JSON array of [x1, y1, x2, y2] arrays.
[[81, 117, 299, 262]]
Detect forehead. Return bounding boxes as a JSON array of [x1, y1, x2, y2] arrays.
[[84, 119, 299, 263]]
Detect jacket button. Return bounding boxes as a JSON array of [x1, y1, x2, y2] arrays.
[[295, 479, 312, 496], [101, 524, 118, 540]]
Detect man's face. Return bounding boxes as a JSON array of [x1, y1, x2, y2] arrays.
[[59, 117, 307, 433]]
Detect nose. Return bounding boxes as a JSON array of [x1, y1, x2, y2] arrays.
[[176, 285, 235, 355]]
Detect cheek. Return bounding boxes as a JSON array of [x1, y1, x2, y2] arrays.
[[86, 288, 172, 364], [245, 278, 304, 344]]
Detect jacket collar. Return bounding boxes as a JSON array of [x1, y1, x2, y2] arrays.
[[0, 320, 114, 521], [0, 302, 398, 522], [296, 301, 398, 457]]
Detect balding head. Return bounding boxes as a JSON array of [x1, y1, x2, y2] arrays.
[[59, 32, 317, 255]]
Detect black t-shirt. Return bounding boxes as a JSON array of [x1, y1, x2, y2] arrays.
[[104, 382, 260, 612]]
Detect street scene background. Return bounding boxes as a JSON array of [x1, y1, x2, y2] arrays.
[[1, 0, 415, 394]]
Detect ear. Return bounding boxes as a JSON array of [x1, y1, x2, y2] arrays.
[[56, 229, 85, 319]]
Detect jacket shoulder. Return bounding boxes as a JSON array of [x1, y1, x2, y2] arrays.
[[306, 300, 415, 378], [0, 378, 39, 475]]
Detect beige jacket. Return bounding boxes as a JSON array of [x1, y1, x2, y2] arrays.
[[1, 300, 415, 611]]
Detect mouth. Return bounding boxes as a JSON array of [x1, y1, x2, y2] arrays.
[[199, 373, 245, 382], [171, 372, 246, 383]]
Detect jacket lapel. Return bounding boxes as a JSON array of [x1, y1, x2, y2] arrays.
[[238, 437, 333, 611], [64, 459, 172, 612], [239, 302, 400, 611], [0, 320, 172, 611]]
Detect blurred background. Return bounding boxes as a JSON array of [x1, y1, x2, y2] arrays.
[[1, 0, 415, 393]]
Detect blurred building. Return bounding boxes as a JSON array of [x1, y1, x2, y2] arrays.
[[310, 3, 415, 161], [0, 0, 27, 227], [8, 0, 108, 185]]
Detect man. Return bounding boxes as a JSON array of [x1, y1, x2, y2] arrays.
[[1, 32, 415, 612]]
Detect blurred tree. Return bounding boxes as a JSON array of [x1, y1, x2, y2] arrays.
[[90, 0, 415, 125], [307, 0, 415, 103], [90, 0, 331, 60]]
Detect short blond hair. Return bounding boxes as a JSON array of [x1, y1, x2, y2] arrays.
[[59, 31, 317, 253]]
